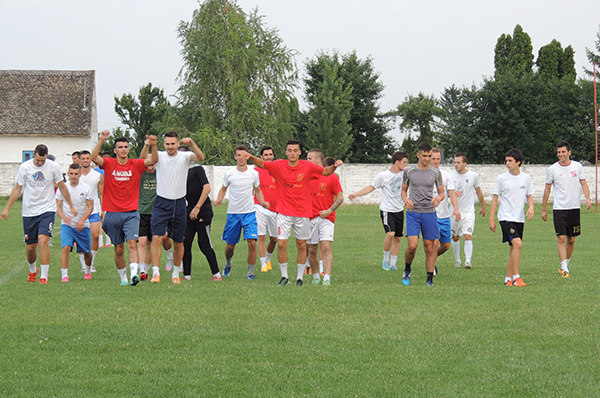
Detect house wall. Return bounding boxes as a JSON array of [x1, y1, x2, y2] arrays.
[[0, 136, 96, 166]]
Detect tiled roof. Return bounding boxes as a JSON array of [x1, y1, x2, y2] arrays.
[[0, 70, 95, 137]]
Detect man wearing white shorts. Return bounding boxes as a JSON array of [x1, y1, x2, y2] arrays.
[[78, 150, 104, 273], [307, 151, 344, 286], [254, 146, 278, 273], [241, 140, 343, 286], [449, 153, 486, 269], [541, 141, 591, 278]]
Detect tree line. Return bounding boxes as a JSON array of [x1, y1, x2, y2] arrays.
[[106, 0, 600, 165]]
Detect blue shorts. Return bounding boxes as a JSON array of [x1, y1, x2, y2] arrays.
[[23, 211, 56, 245], [438, 217, 452, 243], [222, 213, 258, 245], [406, 211, 439, 240], [103, 211, 140, 245], [61, 224, 91, 253], [89, 213, 101, 223], [151, 196, 187, 243]]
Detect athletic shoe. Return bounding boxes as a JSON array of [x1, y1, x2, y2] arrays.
[[455, 261, 462, 268], [434, 265, 438, 277], [40, 278, 48, 284], [558, 268, 565, 276], [139, 272, 147, 281], [562, 271, 570, 278], [247, 274, 255, 280], [80, 266, 85, 273], [91, 266, 97, 273], [402, 271, 411, 286], [266, 261, 272, 271], [305, 266, 311, 275], [150, 275, 160, 283], [465, 261, 472, 269], [172, 277, 180, 284], [504, 280, 513, 286], [296, 279, 303, 286], [130, 274, 140, 286], [389, 265, 398, 271], [62, 276, 69, 282], [261, 265, 268, 273], [512, 277, 527, 287], [426, 280, 434, 287], [322, 279, 331, 287], [312, 277, 321, 285], [120, 280, 128, 286], [223, 266, 231, 277], [183, 275, 191, 281], [84, 273, 92, 280], [166, 259, 173, 272], [382, 261, 391, 271], [277, 277, 289, 286], [28, 268, 38, 283], [211, 275, 223, 281], [320, 272, 325, 277]]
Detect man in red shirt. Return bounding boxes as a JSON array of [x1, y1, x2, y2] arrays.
[[254, 146, 278, 273], [241, 140, 343, 286], [92, 130, 158, 286]]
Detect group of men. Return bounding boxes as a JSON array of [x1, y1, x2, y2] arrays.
[[349, 141, 590, 286], [2, 134, 347, 287]]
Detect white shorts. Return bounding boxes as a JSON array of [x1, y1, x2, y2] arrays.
[[307, 217, 335, 244], [277, 214, 310, 240], [451, 212, 475, 237], [255, 204, 277, 237]]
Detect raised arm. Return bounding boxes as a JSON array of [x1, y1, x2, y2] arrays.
[[143, 135, 158, 166], [91, 129, 110, 166], [180, 137, 205, 162], [322, 160, 343, 176]]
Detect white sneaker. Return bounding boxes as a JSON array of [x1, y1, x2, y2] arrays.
[[455, 261, 462, 268], [91, 265, 97, 273], [465, 261, 472, 269]]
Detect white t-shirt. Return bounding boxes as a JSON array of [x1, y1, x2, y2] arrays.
[[546, 161, 585, 210], [79, 169, 102, 214], [56, 182, 94, 228], [16, 159, 64, 217], [223, 167, 260, 214], [493, 171, 534, 223], [372, 169, 404, 212], [434, 169, 454, 219], [450, 170, 481, 213], [155, 151, 194, 199]]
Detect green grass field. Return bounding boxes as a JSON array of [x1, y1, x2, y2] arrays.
[[1, 199, 599, 397]]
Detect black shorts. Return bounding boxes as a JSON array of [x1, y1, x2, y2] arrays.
[[380, 210, 404, 237], [139, 213, 153, 241], [500, 221, 524, 246], [553, 209, 581, 237]]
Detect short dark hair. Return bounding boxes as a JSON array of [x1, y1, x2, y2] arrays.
[[556, 141, 570, 151], [34, 144, 48, 157], [455, 152, 467, 163], [69, 163, 82, 171], [178, 145, 190, 152], [101, 152, 112, 158], [505, 148, 524, 166], [165, 131, 178, 139], [392, 151, 408, 164], [308, 149, 325, 161], [114, 136, 129, 147], [286, 139, 301, 147], [323, 157, 335, 167], [260, 146, 274, 156], [81, 150, 91, 156], [418, 142, 432, 153], [235, 145, 249, 152], [71, 151, 81, 158]]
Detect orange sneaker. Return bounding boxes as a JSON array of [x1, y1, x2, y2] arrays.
[[172, 277, 180, 284], [150, 274, 160, 283], [512, 277, 527, 287], [558, 268, 564, 276], [504, 280, 513, 286], [211, 275, 223, 281], [266, 261, 272, 271], [28, 268, 38, 283], [40, 278, 48, 284]]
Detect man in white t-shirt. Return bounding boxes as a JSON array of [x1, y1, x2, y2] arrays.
[[349, 151, 408, 271], [215, 145, 268, 280], [430, 148, 461, 276], [541, 141, 591, 278], [449, 153, 486, 269], [78, 150, 104, 273], [56, 163, 95, 282], [489, 149, 534, 287], [145, 132, 205, 284], [1, 144, 76, 283]]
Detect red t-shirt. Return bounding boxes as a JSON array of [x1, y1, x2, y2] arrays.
[[101, 158, 147, 212], [310, 174, 343, 223], [254, 167, 277, 212], [264, 159, 324, 218]]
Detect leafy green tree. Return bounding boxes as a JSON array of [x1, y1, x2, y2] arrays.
[[536, 40, 576, 82], [99, 127, 138, 157], [176, 0, 298, 164], [584, 25, 600, 77], [396, 93, 440, 161], [494, 24, 534, 77]]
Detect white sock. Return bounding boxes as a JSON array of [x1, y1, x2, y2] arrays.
[[464, 241, 473, 263], [390, 255, 398, 267], [383, 250, 390, 263], [165, 248, 174, 262], [79, 253, 86, 268], [319, 260, 324, 274], [139, 263, 146, 274], [313, 273, 320, 281], [85, 265, 91, 274], [512, 274, 520, 280], [152, 266, 160, 277], [248, 264, 255, 275], [28, 261, 37, 273], [560, 259, 569, 271], [324, 274, 331, 282], [118, 268, 128, 282], [213, 272, 221, 278], [266, 252, 272, 262], [40, 264, 49, 279], [505, 276, 512, 283], [260, 257, 266, 267], [91, 250, 98, 265], [61, 268, 68, 278], [98, 234, 104, 247], [172, 265, 182, 278], [297, 263, 305, 281], [279, 262, 288, 279], [451, 240, 461, 263], [129, 262, 139, 276]]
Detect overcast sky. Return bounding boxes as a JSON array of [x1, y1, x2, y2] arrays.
[[1, 0, 599, 141]]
